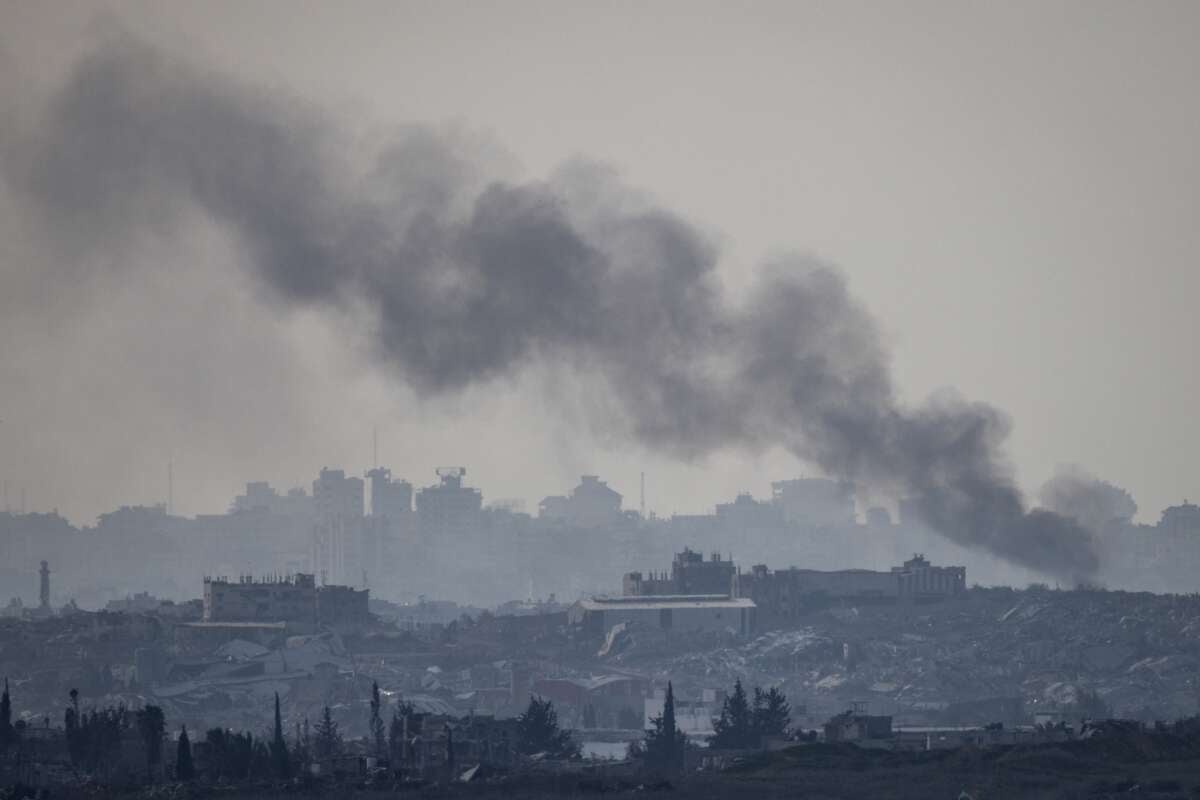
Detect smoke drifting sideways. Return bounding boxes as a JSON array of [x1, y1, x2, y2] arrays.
[[1039, 465, 1138, 538], [1, 34, 1100, 580]]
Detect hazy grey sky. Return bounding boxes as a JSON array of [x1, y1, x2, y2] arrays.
[[1, 0, 1197, 528]]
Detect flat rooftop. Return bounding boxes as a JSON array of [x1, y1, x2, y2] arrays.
[[580, 596, 755, 611]]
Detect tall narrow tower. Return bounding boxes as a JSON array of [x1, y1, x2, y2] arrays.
[[39, 560, 50, 610], [640, 472, 646, 518]]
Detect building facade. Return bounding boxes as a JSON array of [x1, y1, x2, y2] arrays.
[[737, 554, 966, 622], [416, 468, 482, 541], [202, 573, 369, 627], [571, 594, 756, 637], [623, 548, 736, 597]]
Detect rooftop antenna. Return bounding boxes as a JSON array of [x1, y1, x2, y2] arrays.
[[373, 425, 378, 469], [640, 471, 646, 518]]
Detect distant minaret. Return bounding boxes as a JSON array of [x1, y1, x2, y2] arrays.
[[39, 560, 50, 610]]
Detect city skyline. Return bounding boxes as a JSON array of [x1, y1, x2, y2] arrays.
[[2, 2, 1198, 533]]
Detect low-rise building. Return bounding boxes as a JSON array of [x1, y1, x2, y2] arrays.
[[203, 574, 317, 623], [623, 548, 735, 597], [570, 594, 756, 637], [532, 675, 649, 729], [823, 711, 893, 743], [737, 554, 966, 622]]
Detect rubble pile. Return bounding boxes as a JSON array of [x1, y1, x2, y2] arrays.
[[599, 587, 1200, 725]]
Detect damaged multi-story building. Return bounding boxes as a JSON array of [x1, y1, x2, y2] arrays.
[[621, 549, 965, 628], [201, 573, 368, 629], [622, 548, 736, 597], [736, 554, 966, 625]]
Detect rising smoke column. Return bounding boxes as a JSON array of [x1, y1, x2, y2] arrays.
[[2, 33, 1100, 579], [1039, 465, 1137, 536]]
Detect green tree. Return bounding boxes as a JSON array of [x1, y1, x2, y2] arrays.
[[270, 692, 291, 779], [388, 701, 414, 765], [0, 678, 13, 754], [515, 696, 579, 759], [65, 689, 83, 766], [751, 687, 791, 739], [205, 728, 257, 781], [292, 719, 311, 769], [643, 682, 686, 773], [369, 681, 386, 758], [176, 727, 194, 781], [135, 704, 166, 780], [314, 706, 341, 760], [250, 739, 272, 779], [711, 679, 753, 749], [71, 705, 129, 777]]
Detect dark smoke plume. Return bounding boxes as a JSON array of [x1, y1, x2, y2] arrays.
[[2, 34, 1100, 579], [1039, 465, 1137, 537]]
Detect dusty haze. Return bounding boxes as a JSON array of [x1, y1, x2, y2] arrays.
[[1, 2, 1198, 582]]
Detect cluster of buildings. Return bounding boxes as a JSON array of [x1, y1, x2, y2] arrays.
[[572, 549, 966, 637], [3, 462, 1200, 611]]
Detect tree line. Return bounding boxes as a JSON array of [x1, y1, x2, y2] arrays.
[[1, 675, 793, 782]]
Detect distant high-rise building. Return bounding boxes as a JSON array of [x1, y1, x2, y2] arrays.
[[771, 478, 856, 527], [312, 468, 365, 586], [416, 467, 482, 541], [39, 560, 50, 609], [366, 468, 413, 519], [716, 493, 782, 531], [538, 475, 623, 528], [365, 467, 415, 594], [313, 469, 364, 520], [231, 481, 313, 516]]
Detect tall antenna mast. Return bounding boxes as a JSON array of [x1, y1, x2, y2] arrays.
[[373, 425, 378, 469], [640, 471, 646, 518]]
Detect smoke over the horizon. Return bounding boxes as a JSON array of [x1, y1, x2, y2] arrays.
[[1039, 465, 1138, 537], [2, 34, 1100, 579]]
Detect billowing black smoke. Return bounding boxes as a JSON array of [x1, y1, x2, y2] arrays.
[[3, 34, 1100, 579], [1039, 465, 1137, 537]]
